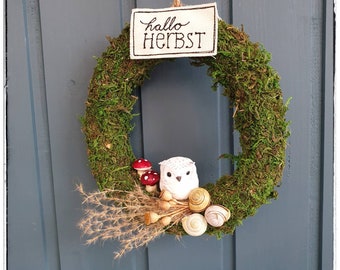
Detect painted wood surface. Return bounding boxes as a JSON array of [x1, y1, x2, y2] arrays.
[[7, 0, 334, 269]]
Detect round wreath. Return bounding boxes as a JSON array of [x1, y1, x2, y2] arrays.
[[80, 19, 289, 254]]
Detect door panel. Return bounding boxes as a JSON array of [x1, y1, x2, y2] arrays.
[[7, 0, 333, 269], [141, 57, 234, 270], [232, 1, 331, 269]]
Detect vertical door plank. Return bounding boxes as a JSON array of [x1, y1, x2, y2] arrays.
[[141, 56, 234, 270], [7, 1, 60, 269], [39, 0, 147, 269], [320, 0, 335, 268], [232, 0, 331, 269], [148, 235, 226, 269], [137, 1, 234, 269]]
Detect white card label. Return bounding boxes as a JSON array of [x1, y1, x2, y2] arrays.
[[130, 3, 218, 59]]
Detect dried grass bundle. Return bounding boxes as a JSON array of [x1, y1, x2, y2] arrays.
[[77, 184, 190, 258]]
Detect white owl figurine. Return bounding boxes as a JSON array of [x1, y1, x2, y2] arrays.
[[159, 156, 199, 200]]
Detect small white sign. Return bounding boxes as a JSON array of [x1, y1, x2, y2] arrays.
[[130, 3, 218, 59]]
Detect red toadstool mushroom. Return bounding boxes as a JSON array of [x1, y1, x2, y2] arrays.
[[141, 170, 160, 192], [132, 158, 152, 176]]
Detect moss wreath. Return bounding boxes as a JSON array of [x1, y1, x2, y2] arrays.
[[80, 19, 290, 250]]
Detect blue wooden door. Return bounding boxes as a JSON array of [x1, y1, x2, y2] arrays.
[[7, 0, 334, 269]]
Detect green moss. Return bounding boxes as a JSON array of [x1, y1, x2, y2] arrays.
[[82, 20, 290, 236]]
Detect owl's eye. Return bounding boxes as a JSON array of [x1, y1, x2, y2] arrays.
[[167, 172, 172, 177], [186, 171, 190, 175]]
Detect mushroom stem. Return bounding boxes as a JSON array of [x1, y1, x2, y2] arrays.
[[137, 169, 148, 177], [145, 185, 157, 193]]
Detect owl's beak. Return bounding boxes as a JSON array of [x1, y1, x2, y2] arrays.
[[176, 176, 182, 182]]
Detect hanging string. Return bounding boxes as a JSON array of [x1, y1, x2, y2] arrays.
[[172, 0, 182, 7]]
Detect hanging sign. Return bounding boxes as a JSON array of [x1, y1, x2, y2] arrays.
[[130, 3, 218, 59]]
